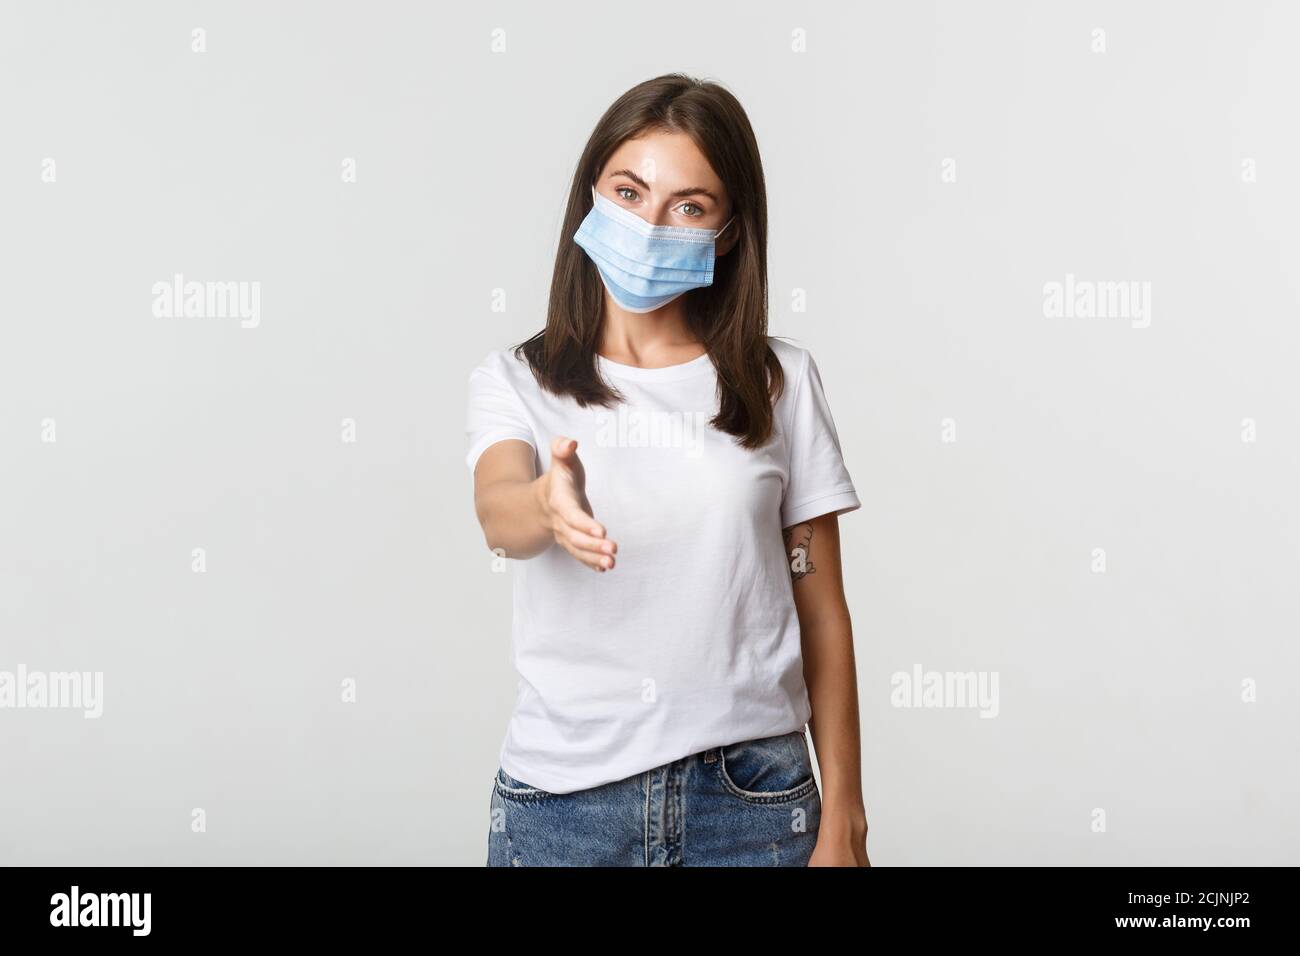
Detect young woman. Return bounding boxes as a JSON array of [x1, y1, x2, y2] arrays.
[[466, 74, 869, 867]]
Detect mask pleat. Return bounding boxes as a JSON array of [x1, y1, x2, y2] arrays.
[[572, 188, 724, 311]]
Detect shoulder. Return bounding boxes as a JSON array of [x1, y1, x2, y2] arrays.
[[766, 336, 816, 404], [767, 335, 812, 375], [469, 346, 536, 388]]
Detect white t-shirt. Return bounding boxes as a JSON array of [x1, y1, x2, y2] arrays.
[[464, 337, 860, 793]]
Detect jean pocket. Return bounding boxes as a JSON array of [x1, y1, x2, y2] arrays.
[[716, 730, 818, 805], [493, 766, 557, 802]]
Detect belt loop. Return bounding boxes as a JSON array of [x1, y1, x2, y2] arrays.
[[703, 747, 717, 764]]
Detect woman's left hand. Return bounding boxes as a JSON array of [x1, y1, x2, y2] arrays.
[[807, 811, 871, 867]]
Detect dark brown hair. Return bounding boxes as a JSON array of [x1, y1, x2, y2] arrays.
[[515, 73, 783, 449]]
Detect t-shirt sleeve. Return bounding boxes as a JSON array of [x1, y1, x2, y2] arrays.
[[780, 349, 861, 528], [465, 353, 538, 473]]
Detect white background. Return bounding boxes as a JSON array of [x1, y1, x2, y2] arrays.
[[1, 0, 1296, 865]]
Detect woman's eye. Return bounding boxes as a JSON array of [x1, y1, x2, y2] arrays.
[[615, 186, 638, 202], [679, 202, 703, 218]]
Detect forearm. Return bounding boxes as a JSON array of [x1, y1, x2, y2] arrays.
[[802, 610, 867, 825], [476, 471, 553, 559]]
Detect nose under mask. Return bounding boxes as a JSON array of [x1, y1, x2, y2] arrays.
[[573, 185, 735, 313]]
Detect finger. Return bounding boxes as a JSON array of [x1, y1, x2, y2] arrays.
[[557, 520, 616, 564], [559, 536, 613, 572], [555, 502, 605, 539], [560, 522, 616, 558]]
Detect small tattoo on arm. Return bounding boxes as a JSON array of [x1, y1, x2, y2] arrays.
[[784, 522, 815, 582]]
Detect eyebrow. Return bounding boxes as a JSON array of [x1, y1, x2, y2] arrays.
[[607, 169, 719, 203]]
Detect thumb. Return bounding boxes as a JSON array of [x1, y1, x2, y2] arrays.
[[550, 436, 578, 462]]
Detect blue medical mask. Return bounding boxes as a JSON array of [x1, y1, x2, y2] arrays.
[[573, 185, 735, 313]]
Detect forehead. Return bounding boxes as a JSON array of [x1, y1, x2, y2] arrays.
[[601, 131, 723, 190]]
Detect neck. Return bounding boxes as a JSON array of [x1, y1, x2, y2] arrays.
[[597, 295, 703, 366]]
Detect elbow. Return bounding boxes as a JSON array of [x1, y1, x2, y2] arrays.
[[475, 508, 505, 555], [481, 525, 506, 555]]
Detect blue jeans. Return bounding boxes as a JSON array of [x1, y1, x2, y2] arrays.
[[487, 730, 821, 866]]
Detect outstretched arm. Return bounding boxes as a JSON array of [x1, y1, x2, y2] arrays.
[[473, 437, 617, 571]]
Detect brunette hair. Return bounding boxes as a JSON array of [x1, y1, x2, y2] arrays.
[[515, 73, 783, 449]]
